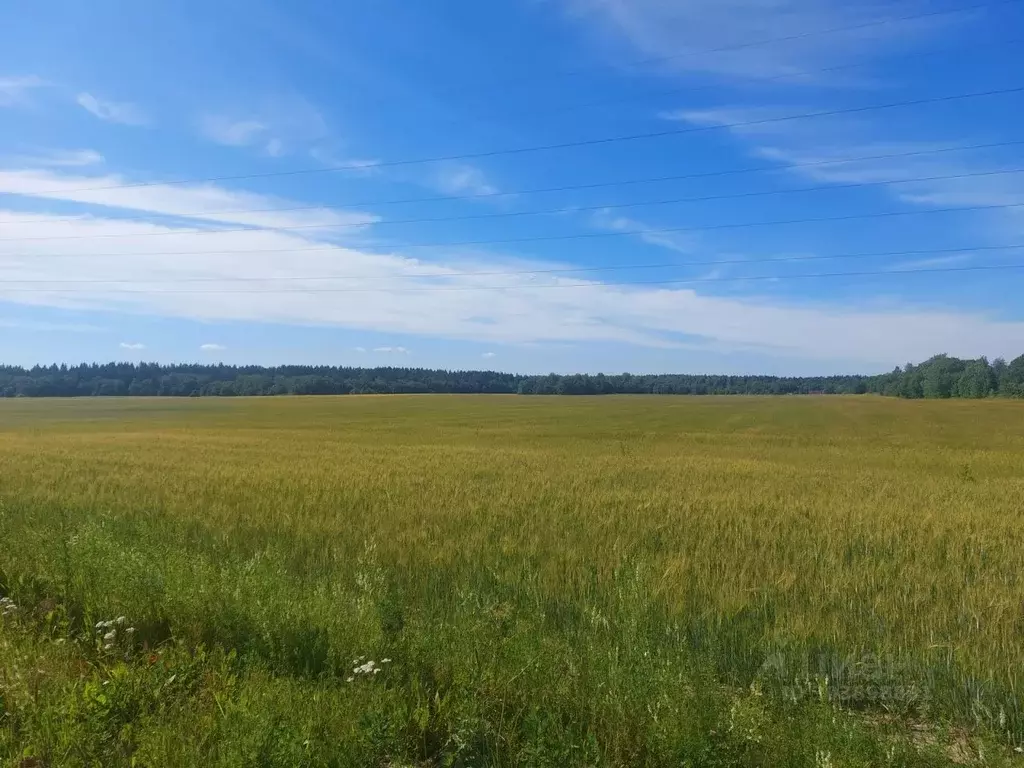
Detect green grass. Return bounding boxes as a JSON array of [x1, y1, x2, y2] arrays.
[[2, 395, 1024, 766]]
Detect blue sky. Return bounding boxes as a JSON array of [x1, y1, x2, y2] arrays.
[[1, 0, 1024, 374]]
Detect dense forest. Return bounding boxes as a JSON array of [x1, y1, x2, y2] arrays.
[[1, 354, 1022, 398], [870, 354, 1024, 399]]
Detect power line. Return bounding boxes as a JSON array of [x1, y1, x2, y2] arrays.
[[1, 263, 1021, 294], [485, 36, 1024, 123], [5, 140, 1023, 228], [450, 0, 1022, 92], [3, 244, 1022, 284], [6, 167, 1024, 240], [8, 84, 1024, 198], [7, 200, 1024, 257]]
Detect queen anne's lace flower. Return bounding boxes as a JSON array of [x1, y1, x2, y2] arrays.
[[0, 597, 16, 617]]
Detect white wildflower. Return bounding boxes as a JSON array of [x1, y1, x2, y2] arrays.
[[382, 658, 392, 664], [125, 627, 135, 635], [352, 660, 382, 676], [115, 616, 127, 625], [103, 630, 117, 643], [346, 677, 354, 683]]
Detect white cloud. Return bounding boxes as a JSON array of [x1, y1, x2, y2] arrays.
[[200, 343, 226, 352], [0, 75, 48, 107], [309, 148, 380, 175], [0, 318, 103, 332], [663, 107, 1024, 238], [353, 346, 367, 353], [591, 208, 699, 254], [119, 342, 146, 350], [265, 138, 285, 158], [482, 352, 497, 359], [0, 167, 379, 232], [199, 117, 268, 147], [4, 149, 104, 168], [562, 0, 948, 82], [760, 140, 1024, 215], [373, 347, 409, 354], [661, 105, 830, 139], [888, 253, 973, 271], [433, 164, 499, 197], [76, 93, 149, 126], [198, 94, 329, 157], [1, 169, 1023, 368]]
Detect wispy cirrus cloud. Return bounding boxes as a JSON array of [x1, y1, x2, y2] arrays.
[[199, 117, 270, 148], [308, 148, 381, 175], [432, 163, 500, 197], [200, 343, 226, 352], [3, 149, 104, 168], [886, 253, 974, 271], [2, 167, 1023, 368], [590, 208, 700, 254], [562, 0, 949, 83], [76, 92, 149, 126], [663, 106, 1024, 239], [0, 167, 379, 232], [0, 75, 48, 107], [0, 317, 104, 333], [198, 93, 329, 158], [119, 341, 146, 350], [589, 209, 734, 281]]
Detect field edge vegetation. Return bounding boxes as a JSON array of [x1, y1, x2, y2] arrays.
[[2, 352, 1024, 398]]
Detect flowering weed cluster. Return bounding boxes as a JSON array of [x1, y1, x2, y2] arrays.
[[94, 616, 135, 651], [0, 596, 17, 618], [347, 656, 391, 682]]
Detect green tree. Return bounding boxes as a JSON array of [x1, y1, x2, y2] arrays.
[[1004, 354, 1024, 397], [897, 364, 924, 399], [992, 358, 1009, 396], [956, 358, 994, 399], [920, 355, 963, 399]]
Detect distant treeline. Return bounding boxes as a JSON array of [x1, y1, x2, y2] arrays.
[[871, 354, 1024, 399], [1, 354, 1023, 398]]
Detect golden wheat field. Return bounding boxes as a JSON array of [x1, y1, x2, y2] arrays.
[[2, 394, 1024, 766]]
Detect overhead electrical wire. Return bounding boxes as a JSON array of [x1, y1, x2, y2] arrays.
[[484, 36, 1024, 122], [4, 166, 1024, 239], [5, 200, 1024, 257], [2, 244, 1022, 284], [4, 140, 1023, 228], [442, 0, 1023, 91], [1, 263, 1022, 294], [6, 83, 1024, 197], [2, 1, 1021, 298]]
